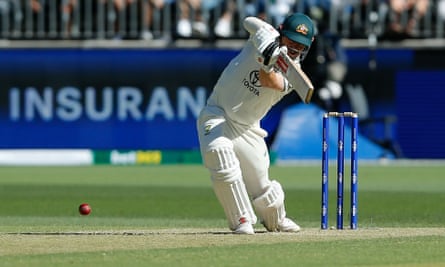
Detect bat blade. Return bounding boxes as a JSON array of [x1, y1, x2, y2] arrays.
[[276, 51, 314, 104]]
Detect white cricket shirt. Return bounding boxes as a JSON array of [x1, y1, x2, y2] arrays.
[[206, 40, 292, 127]]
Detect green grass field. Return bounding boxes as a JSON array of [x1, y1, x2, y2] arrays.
[[1, 163, 445, 266]]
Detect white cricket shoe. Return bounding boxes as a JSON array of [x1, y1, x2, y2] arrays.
[[233, 222, 255, 235], [278, 218, 301, 232]]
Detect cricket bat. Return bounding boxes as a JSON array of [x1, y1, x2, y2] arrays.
[[275, 50, 314, 104], [243, 16, 314, 104]]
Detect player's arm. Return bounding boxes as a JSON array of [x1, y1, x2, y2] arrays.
[[259, 68, 288, 92], [244, 17, 281, 72], [243, 17, 287, 91]]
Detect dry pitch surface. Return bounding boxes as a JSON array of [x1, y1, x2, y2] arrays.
[[2, 227, 444, 256]]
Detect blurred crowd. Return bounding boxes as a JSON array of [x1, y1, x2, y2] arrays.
[[0, 0, 443, 41]]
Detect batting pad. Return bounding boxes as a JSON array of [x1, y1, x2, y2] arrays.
[[204, 146, 257, 230], [213, 179, 257, 230], [252, 180, 286, 231]]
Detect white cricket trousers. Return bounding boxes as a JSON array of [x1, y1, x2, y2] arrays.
[[197, 105, 272, 199]]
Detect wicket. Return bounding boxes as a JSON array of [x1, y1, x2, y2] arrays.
[[321, 112, 358, 230]]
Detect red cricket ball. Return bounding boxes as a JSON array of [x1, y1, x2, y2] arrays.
[[78, 203, 92, 216]]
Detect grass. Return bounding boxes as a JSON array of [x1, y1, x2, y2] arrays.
[[0, 164, 445, 266]]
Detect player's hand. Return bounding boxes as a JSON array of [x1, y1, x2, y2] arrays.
[[256, 42, 280, 72], [256, 45, 285, 73], [251, 24, 280, 54]]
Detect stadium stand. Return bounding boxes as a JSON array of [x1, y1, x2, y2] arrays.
[[0, 0, 443, 43]]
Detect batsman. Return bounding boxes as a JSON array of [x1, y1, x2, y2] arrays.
[[197, 13, 315, 234]]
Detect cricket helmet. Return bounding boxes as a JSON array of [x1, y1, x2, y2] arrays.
[[279, 13, 315, 48]]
